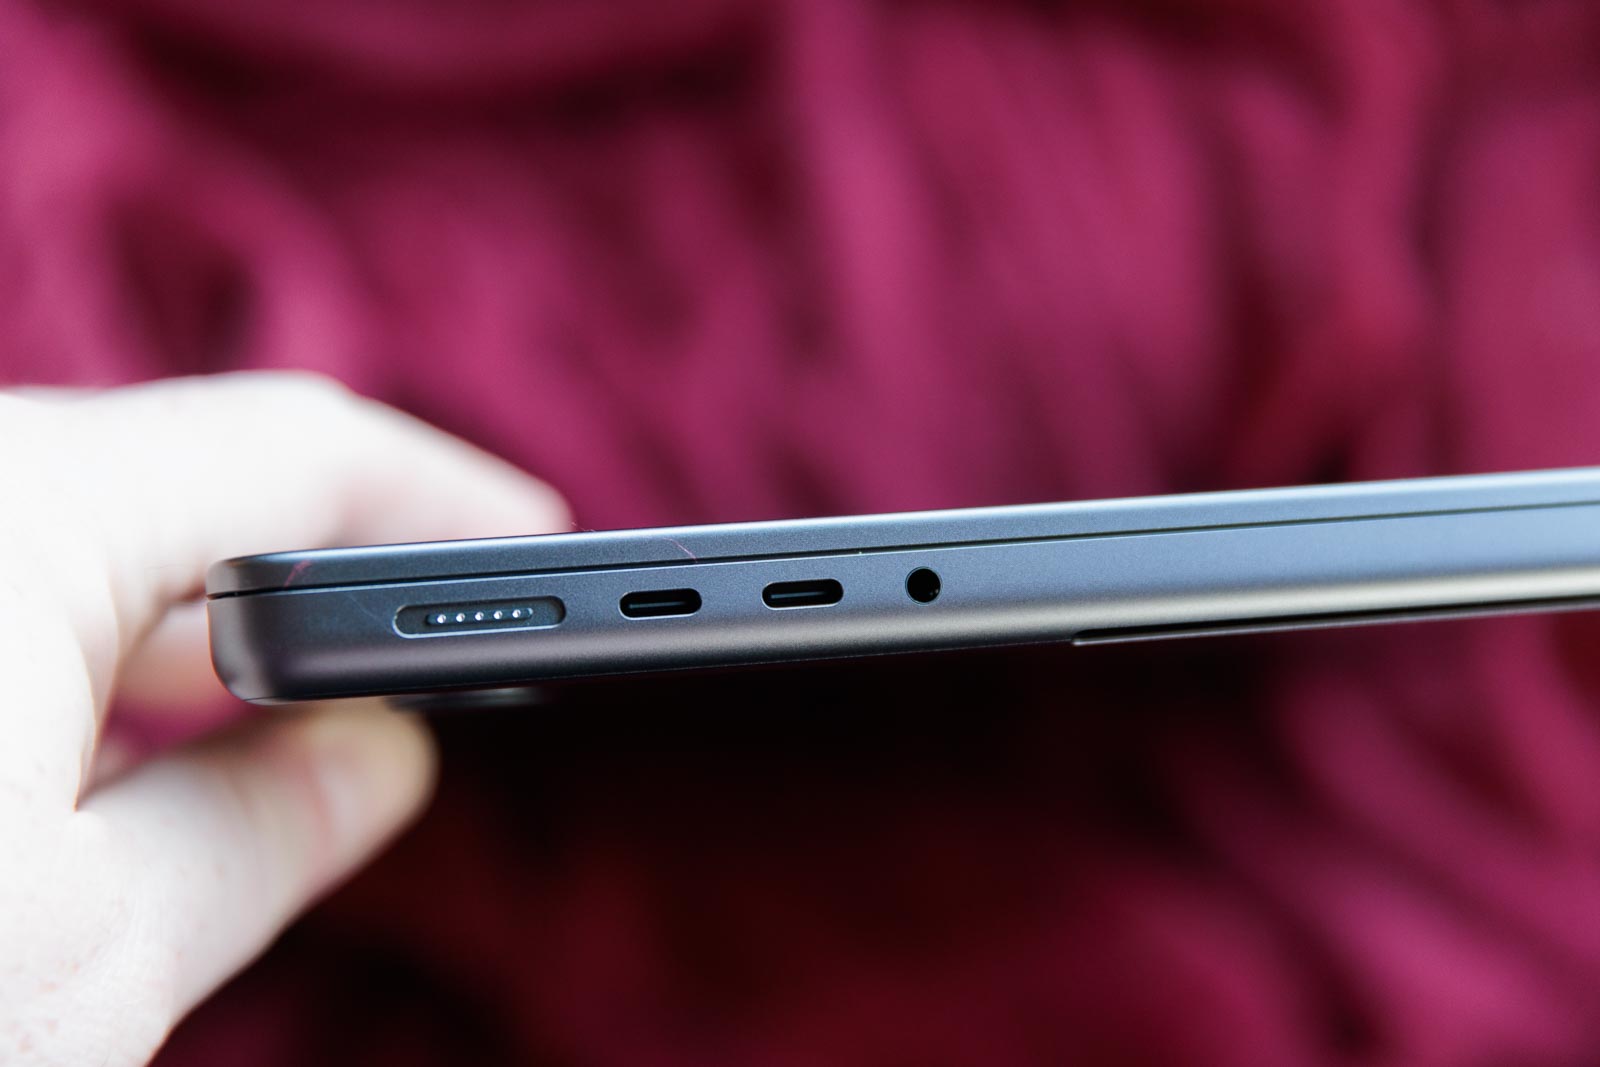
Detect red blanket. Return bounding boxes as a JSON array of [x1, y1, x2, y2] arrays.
[[6, 0, 1600, 1062]]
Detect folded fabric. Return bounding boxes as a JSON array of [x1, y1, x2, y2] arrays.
[[6, 1, 1600, 1063]]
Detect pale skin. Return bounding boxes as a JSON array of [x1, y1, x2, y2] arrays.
[[0, 373, 570, 1066]]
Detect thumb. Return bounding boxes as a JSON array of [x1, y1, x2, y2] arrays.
[[81, 700, 435, 1021]]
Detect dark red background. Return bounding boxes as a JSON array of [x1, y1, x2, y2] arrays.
[[7, 1, 1600, 1063]]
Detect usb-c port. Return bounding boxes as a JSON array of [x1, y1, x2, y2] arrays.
[[762, 579, 843, 609], [621, 589, 702, 618]]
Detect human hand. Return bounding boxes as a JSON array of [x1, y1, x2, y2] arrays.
[[0, 373, 568, 1066]]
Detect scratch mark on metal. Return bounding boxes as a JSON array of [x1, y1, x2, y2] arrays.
[[661, 537, 698, 561]]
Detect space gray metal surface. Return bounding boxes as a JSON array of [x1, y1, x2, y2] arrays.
[[207, 479, 1600, 702], [206, 467, 1600, 596]]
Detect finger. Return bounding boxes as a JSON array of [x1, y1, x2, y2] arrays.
[[113, 600, 248, 754], [82, 700, 436, 1021], [116, 600, 219, 710], [85, 732, 138, 791], [80, 371, 570, 634], [2, 372, 568, 800], [2, 384, 91, 404]]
